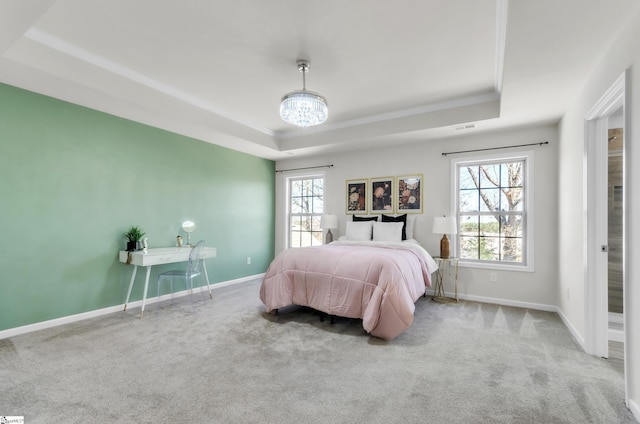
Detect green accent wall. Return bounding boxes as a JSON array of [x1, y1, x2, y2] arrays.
[[0, 83, 275, 331]]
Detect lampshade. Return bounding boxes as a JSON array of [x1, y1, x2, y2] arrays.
[[182, 220, 196, 246], [432, 216, 457, 235], [280, 60, 328, 127], [320, 214, 338, 229]]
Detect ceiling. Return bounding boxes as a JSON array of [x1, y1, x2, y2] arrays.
[[1, 0, 638, 160]]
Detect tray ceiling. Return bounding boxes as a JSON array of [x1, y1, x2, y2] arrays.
[[1, 0, 638, 159]]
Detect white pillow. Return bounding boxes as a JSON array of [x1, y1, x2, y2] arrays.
[[372, 222, 403, 242], [406, 215, 416, 240], [345, 221, 374, 241]]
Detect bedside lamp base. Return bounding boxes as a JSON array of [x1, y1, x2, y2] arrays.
[[439, 234, 450, 259], [326, 229, 334, 244]]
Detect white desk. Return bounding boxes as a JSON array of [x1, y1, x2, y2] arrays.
[[118, 247, 217, 318]]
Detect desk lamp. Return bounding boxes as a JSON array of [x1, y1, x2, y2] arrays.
[[182, 220, 196, 247]]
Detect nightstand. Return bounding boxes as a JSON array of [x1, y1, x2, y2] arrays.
[[431, 256, 459, 304]]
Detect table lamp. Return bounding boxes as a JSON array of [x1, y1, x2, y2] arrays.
[[432, 216, 457, 258], [320, 214, 338, 243], [181, 220, 196, 247]]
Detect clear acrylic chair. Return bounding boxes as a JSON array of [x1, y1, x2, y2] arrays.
[[157, 240, 209, 311]]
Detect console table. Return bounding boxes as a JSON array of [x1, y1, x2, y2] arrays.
[[118, 246, 217, 318]]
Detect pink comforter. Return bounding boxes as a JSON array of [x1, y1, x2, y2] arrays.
[[260, 241, 435, 340]]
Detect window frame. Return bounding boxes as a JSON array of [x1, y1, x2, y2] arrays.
[[451, 150, 534, 272], [286, 173, 325, 249]]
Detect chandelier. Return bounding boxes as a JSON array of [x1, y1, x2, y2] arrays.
[[280, 59, 328, 127]]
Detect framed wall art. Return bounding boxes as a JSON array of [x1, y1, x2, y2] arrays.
[[346, 179, 368, 214], [370, 176, 394, 213], [396, 174, 423, 213]]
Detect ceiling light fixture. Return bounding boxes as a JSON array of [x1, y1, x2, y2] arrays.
[[280, 59, 328, 127]]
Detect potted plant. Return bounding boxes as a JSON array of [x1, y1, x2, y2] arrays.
[[123, 226, 146, 251]]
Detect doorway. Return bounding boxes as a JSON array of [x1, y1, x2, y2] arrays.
[[584, 71, 627, 399], [607, 121, 624, 345]]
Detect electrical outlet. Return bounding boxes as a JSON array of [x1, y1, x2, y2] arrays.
[[490, 272, 497, 282], [246, 257, 251, 265]]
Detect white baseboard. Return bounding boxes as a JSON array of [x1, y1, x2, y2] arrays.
[[607, 312, 624, 343], [608, 329, 625, 343], [423, 289, 586, 350], [423, 289, 556, 312], [609, 312, 624, 325], [556, 307, 586, 351], [629, 398, 640, 422], [0, 274, 264, 340]]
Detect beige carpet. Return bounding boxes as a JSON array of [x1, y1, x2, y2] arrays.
[[0, 279, 635, 423]]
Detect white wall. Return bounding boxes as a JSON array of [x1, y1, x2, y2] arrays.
[[558, 7, 640, 416], [275, 124, 559, 309]]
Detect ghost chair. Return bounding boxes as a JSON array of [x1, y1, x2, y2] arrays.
[[157, 240, 209, 312]]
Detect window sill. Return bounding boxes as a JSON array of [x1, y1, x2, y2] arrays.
[[458, 260, 534, 273]]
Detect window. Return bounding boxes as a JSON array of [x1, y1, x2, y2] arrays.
[[288, 176, 324, 248], [453, 151, 533, 271]]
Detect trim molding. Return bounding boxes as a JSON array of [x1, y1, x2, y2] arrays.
[[24, 28, 275, 137], [629, 398, 640, 421], [608, 329, 625, 343], [608, 312, 625, 342], [424, 289, 589, 351], [0, 274, 265, 340], [423, 289, 555, 312], [583, 70, 626, 359], [276, 92, 500, 139], [556, 307, 586, 351]]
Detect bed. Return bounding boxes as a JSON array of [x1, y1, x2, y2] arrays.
[[260, 219, 439, 340]]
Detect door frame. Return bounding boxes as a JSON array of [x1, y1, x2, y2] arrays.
[[584, 71, 627, 394]]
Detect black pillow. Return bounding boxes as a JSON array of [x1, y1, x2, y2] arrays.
[[381, 214, 407, 240], [352, 215, 378, 222]]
